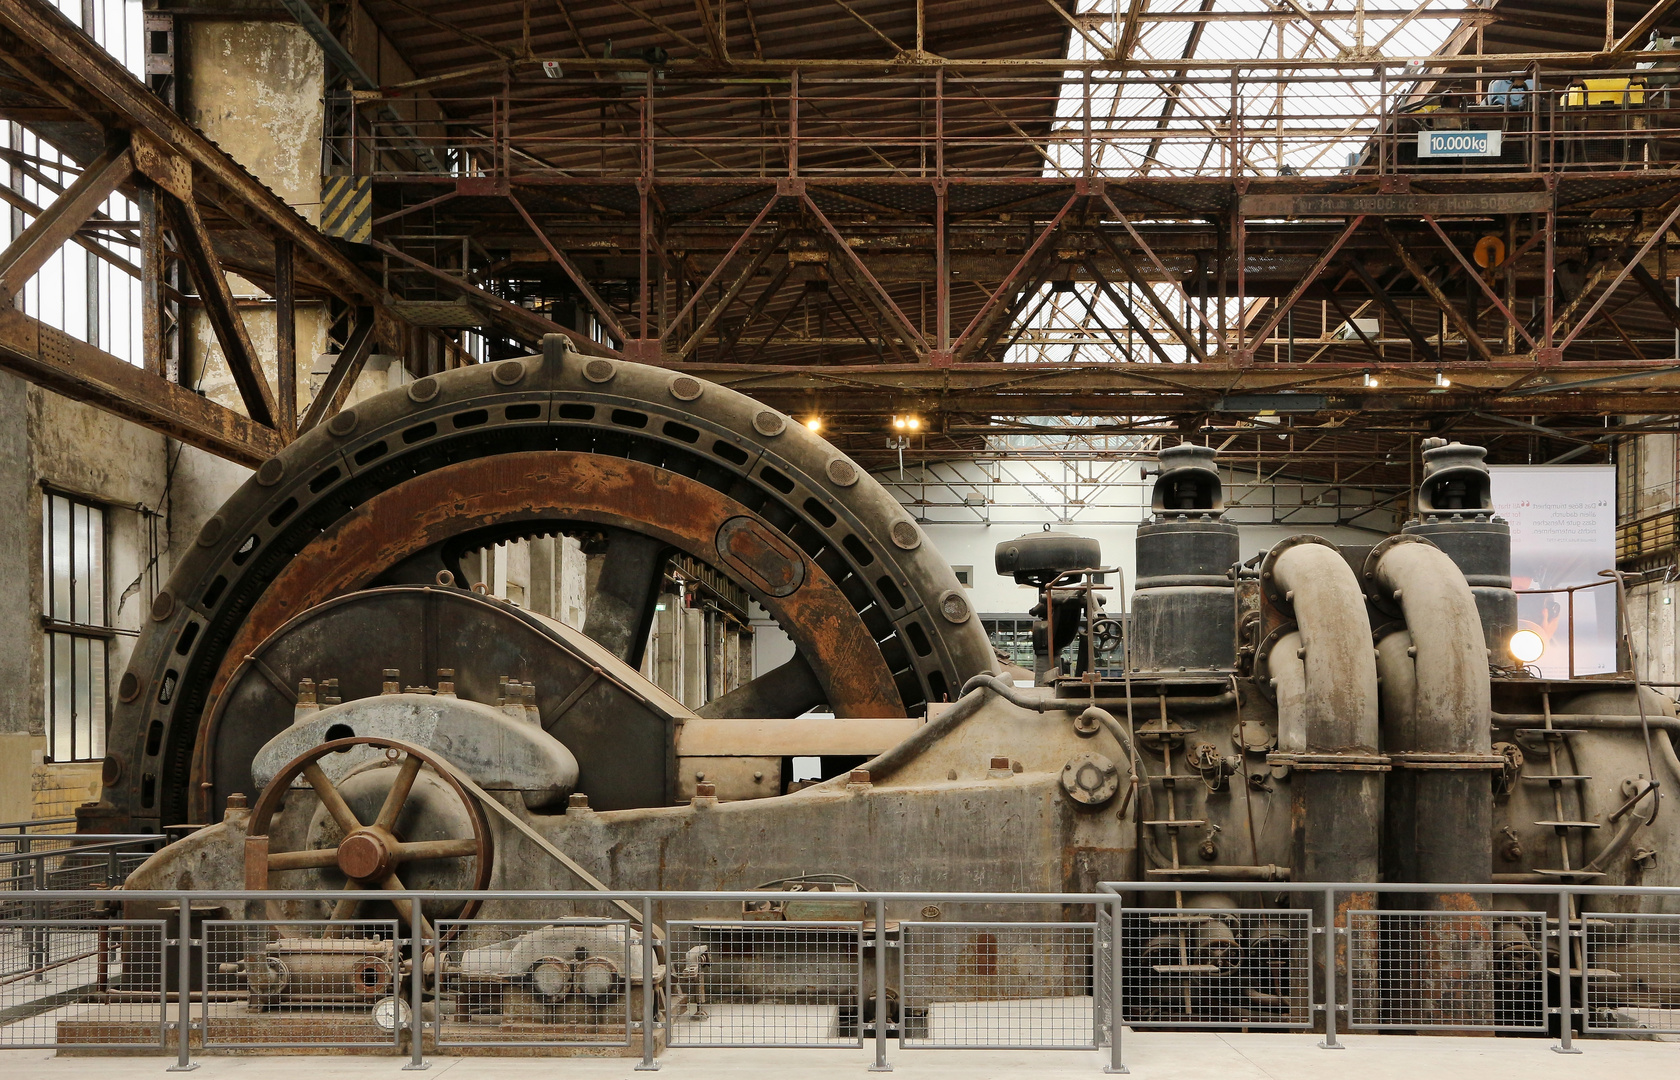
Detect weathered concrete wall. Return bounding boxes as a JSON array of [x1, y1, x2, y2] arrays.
[[0, 372, 34, 737], [173, 19, 330, 556]]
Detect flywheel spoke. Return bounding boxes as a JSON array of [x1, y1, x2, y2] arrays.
[[697, 653, 826, 719], [330, 880, 365, 920], [379, 873, 434, 940], [374, 754, 424, 832], [581, 528, 669, 666], [266, 847, 340, 872], [302, 762, 364, 835], [391, 837, 479, 863]]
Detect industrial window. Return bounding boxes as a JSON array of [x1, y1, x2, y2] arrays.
[[41, 491, 109, 763]]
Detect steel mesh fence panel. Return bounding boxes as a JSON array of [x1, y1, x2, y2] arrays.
[[1096, 903, 1114, 1048], [899, 922, 1096, 1049], [435, 919, 632, 1047], [1118, 908, 1312, 1029], [665, 921, 863, 1047], [202, 919, 401, 1049], [1583, 911, 1680, 1034], [0, 919, 165, 1049], [1347, 910, 1546, 1031]]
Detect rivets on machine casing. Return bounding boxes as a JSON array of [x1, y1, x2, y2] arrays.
[[197, 517, 225, 547], [938, 589, 972, 623], [826, 458, 859, 487], [255, 458, 286, 486]]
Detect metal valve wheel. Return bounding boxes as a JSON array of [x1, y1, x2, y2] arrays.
[[245, 736, 492, 937]]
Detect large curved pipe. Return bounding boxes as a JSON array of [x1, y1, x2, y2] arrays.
[[1267, 539, 1382, 884], [1372, 539, 1493, 890]]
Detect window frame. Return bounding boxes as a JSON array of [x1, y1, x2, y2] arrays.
[[40, 488, 111, 764]]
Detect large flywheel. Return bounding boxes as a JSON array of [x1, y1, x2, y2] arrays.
[[101, 338, 992, 830]]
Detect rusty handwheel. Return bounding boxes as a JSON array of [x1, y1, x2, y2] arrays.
[[245, 736, 492, 938]]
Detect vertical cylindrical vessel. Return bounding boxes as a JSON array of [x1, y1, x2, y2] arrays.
[[1130, 444, 1240, 672], [1402, 439, 1518, 667]]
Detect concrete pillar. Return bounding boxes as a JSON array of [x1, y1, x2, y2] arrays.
[[681, 608, 705, 710], [528, 536, 557, 620], [558, 536, 587, 629], [653, 598, 683, 699]]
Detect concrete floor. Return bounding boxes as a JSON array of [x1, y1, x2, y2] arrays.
[[2, 1034, 1675, 1078]]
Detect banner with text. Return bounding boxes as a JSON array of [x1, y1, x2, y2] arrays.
[[1487, 465, 1617, 677]]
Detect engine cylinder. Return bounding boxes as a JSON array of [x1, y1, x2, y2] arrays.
[[1401, 440, 1517, 667], [1131, 445, 1238, 672]]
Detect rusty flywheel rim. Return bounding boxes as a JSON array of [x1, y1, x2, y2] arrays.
[[104, 338, 993, 828]]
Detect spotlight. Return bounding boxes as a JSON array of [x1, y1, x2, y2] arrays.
[[1510, 629, 1545, 665], [1362, 372, 1379, 388], [906, 415, 921, 431], [1435, 370, 1452, 388], [805, 416, 823, 432], [893, 415, 907, 430]]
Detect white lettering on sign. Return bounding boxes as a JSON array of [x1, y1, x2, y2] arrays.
[[1417, 130, 1503, 158]]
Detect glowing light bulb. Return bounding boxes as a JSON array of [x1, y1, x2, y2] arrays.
[[1435, 371, 1452, 388], [1363, 372, 1379, 388], [1510, 629, 1544, 664], [907, 415, 921, 431], [893, 416, 906, 430], [805, 417, 823, 432]]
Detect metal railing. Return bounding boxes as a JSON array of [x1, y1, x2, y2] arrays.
[[0, 883, 1674, 1069], [0, 835, 164, 919], [348, 69, 1680, 183]]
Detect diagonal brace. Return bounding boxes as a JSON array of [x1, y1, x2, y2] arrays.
[[511, 194, 628, 344], [0, 144, 132, 308]]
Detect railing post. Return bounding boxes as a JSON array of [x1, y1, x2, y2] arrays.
[[167, 893, 197, 1071], [869, 897, 891, 1072], [1553, 887, 1582, 1053], [404, 894, 429, 1070], [1105, 894, 1127, 1074], [636, 895, 660, 1070], [1319, 886, 1343, 1049]]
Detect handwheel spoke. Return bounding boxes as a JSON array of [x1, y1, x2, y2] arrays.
[[392, 837, 478, 863], [330, 880, 365, 920], [266, 847, 340, 872], [379, 873, 434, 940], [374, 754, 424, 832], [303, 762, 364, 835]]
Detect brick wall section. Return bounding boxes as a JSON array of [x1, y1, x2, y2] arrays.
[[31, 763, 101, 821]]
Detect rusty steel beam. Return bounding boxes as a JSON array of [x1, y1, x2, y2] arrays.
[[1377, 221, 1496, 364], [0, 144, 133, 306], [1344, 258, 1442, 366], [0, 307, 281, 465], [0, 0, 380, 304], [298, 308, 376, 435], [1240, 192, 1553, 218], [163, 189, 278, 427], [510, 194, 629, 344], [274, 239, 296, 441]]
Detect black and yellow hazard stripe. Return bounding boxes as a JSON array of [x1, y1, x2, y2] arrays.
[[320, 175, 372, 244]]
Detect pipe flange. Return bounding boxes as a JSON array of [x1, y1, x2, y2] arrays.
[[1250, 620, 1299, 701], [1257, 534, 1340, 614], [1360, 533, 1436, 618]]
